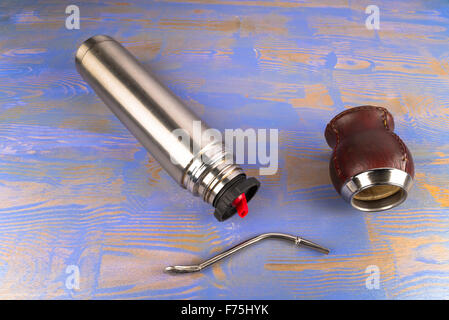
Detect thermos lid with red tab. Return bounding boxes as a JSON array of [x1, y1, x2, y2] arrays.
[[212, 175, 260, 221]]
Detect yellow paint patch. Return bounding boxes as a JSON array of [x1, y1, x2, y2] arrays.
[[98, 247, 203, 295], [375, 58, 449, 77], [284, 154, 330, 192], [60, 117, 113, 134], [257, 48, 321, 66], [431, 152, 449, 165], [212, 264, 227, 281], [432, 158, 449, 165], [3, 48, 47, 56], [289, 84, 334, 111], [414, 172, 449, 207], [386, 236, 449, 278], [421, 184, 449, 207], [265, 252, 394, 274]]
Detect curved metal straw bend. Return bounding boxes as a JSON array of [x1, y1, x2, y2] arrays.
[[165, 232, 329, 274]]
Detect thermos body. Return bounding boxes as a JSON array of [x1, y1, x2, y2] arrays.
[[76, 35, 259, 221]]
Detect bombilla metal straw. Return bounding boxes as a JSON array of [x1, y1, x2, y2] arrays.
[[165, 232, 329, 274]]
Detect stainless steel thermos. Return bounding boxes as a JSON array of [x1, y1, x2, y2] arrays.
[[76, 35, 259, 221]]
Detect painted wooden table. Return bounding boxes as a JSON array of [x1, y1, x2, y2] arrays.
[[1, 0, 449, 299]]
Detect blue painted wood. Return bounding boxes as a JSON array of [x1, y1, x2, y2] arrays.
[[1, 0, 449, 299]]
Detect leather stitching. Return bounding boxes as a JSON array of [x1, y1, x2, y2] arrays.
[[381, 107, 408, 170]]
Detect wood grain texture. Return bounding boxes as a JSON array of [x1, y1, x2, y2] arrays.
[[0, 0, 448, 299]]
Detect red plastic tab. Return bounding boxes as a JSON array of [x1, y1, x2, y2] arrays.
[[232, 193, 248, 218]]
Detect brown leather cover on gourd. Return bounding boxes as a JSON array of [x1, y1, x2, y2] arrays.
[[324, 106, 414, 194]]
